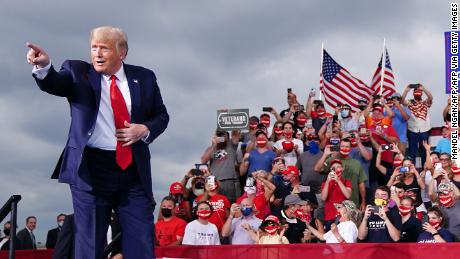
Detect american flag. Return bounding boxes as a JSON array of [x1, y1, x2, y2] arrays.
[[370, 48, 396, 98], [320, 49, 372, 112]]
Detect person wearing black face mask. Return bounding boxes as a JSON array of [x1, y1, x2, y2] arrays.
[[0, 221, 20, 251], [155, 196, 187, 246]]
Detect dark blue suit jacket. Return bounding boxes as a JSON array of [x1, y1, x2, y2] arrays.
[[34, 60, 169, 201]]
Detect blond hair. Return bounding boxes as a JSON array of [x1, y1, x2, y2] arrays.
[[90, 26, 128, 56]]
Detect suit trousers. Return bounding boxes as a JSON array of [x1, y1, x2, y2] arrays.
[[70, 147, 154, 259]]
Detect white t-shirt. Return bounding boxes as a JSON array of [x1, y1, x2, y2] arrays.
[[274, 138, 304, 166], [323, 221, 358, 243], [182, 220, 220, 245]]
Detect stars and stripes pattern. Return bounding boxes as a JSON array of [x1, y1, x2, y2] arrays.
[[370, 48, 396, 98], [320, 49, 372, 112]]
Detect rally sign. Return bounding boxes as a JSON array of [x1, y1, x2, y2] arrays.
[[217, 109, 249, 131]]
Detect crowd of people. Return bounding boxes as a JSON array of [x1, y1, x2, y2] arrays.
[[156, 84, 458, 245], [0, 84, 457, 252]]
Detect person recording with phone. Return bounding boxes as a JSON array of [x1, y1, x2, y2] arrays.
[[221, 198, 262, 244], [384, 93, 411, 155], [401, 83, 433, 167], [428, 181, 460, 240], [235, 172, 276, 220], [314, 139, 367, 211], [358, 186, 402, 242], [280, 88, 301, 123], [335, 104, 359, 132], [201, 129, 241, 203], [320, 159, 352, 230], [195, 176, 231, 235], [386, 157, 425, 215]]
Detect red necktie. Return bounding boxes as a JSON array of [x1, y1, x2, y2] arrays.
[[110, 75, 132, 170]]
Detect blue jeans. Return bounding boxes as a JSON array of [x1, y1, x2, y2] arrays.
[[407, 130, 430, 167]]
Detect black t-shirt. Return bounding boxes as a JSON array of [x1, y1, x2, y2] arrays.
[[312, 117, 327, 134], [364, 209, 402, 243], [275, 210, 307, 244], [402, 177, 423, 207], [400, 216, 422, 242], [280, 108, 300, 122]]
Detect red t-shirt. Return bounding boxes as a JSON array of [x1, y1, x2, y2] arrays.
[[321, 178, 352, 221], [368, 124, 399, 163], [155, 216, 187, 246], [236, 193, 268, 220], [195, 194, 230, 232]]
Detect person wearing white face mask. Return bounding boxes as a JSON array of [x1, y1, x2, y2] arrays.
[[46, 213, 66, 249]]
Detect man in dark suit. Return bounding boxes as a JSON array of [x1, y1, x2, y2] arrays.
[[46, 213, 66, 249], [26, 26, 169, 259], [16, 216, 37, 250]]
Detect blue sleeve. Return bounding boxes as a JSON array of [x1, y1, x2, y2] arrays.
[[441, 229, 455, 242]]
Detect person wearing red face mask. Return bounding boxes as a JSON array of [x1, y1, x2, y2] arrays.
[[307, 101, 332, 134], [429, 182, 460, 240], [294, 111, 308, 137], [399, 196, 422, 242], [401, 84, 433, 168], [367, 104, 400, 166], [314, 139, 368, 211], [270, 120, 285, 142], [195, 176, 231, 234], [240, 131, 276, 178], [182, 201, 220, 245], [320, 159, 352, 229], [243, 215, 289, 244], [417, 207, 455, 243], [273, 121, 304, 166]]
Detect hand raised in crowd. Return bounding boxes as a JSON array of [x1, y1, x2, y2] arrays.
[[280, 224, 289, 236], [26, 42, 51, 68], [391, 166, 402, 178], [200, 168, 212, 177], [303, 228, 312, 242], [323, 145, 333, 156], [230, 203, 240, 217], [331, 223, 339, 235], [377, 207, 388, 220], [364, 205, 373, 219], [390, 143, 400, 153], [422, 222, 437, 234], [422, 140, 431, 152], [241, 223, 253, 232]]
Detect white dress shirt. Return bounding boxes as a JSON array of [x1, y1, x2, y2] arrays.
[[33, 63, 132, 150]]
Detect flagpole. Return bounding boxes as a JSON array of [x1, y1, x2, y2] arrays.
[[319, 42, 324, 101], [379, 38, 386, 95]]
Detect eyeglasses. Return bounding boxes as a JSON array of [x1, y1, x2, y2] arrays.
[[439, 158, 450, 161]]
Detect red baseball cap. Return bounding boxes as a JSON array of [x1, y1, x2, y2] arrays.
[[282, 166, 300, 177], [264, 215, 280, 224], [169, 182, 184, 195]]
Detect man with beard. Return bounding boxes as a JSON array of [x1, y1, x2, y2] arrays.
[[201, 129, 241, 203], [401, 84, 433, 167]]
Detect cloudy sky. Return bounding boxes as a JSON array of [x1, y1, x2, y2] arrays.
[[0, 0, 454, 243]]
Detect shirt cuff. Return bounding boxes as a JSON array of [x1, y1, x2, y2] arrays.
[[142, 130, 151, 143], [32, 62, 51, 80]]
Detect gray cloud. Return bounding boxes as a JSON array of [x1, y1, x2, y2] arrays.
[[0, 0, 452, 242]]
